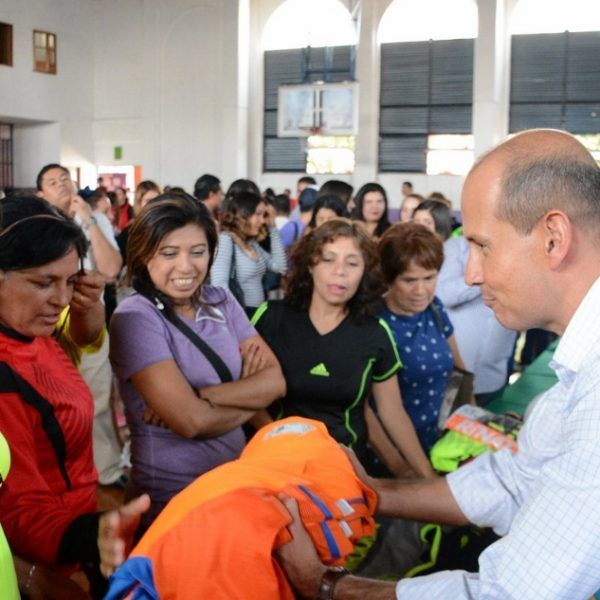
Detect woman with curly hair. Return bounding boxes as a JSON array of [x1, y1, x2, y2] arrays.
[[252, 219, 433, 477]]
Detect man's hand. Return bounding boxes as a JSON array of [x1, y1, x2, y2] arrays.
[[70, 270, 105, 314], [276, 495, 327, 598], [341, 445, 378, 488], [69, 194, 93, 222], [98, 494, 151, 578]]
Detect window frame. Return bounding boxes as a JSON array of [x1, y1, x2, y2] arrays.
[[0, 22, 13, 67], [33, 29, 57, 75], [0, 123, 14, 190]]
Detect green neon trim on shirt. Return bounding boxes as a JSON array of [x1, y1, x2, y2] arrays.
[[371, 319, 402, 381], [309, 362, 330, 377], [344, 358, 376, 447], [250, 301, 269, 326]]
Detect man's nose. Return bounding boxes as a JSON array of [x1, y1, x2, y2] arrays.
[[465, 249, 483, 286]]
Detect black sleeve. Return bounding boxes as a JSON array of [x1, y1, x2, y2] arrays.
[[251, 301, 277, 345], [57, 512, 100, 566], [372, 318, 402, 382]]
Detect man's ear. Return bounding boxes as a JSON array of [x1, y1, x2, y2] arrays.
[[541, 210, 572, 269], [36, 190, 45, 199]]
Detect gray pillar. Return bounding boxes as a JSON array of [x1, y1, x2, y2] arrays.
[[472, 0, 517, 158]]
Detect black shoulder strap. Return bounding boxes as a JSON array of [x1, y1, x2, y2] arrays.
[[292, 220, 299, 241], [162, 310, 234, 384], [0, 361, 72, 489], [229, 234, 237, 278], [141, 293, 235, 383], [429, 301, 445, 335], [169, 313, 234, 383]]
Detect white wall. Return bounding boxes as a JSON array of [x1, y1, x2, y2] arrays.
[[91, 0, 248, 191], [0, 0, 96, 185], [12, 121, 60, 187]]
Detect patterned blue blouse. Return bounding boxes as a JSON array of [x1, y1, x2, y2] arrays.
[[379, 297, 454, 451]]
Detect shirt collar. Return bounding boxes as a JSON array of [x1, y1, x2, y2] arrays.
[[551, 275, 600, 380], [0, 323, 34, 343], [194, 293, 227, 324]]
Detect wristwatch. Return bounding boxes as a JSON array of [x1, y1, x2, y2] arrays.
[[318, 567, 350, 600], [83, 215, 97, 231]]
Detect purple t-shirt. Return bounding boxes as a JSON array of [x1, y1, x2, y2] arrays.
[[110, 286, 256, 512], [280, 219, 304, 250]]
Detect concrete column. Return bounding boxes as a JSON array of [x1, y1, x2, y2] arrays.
[[472, 0, 517, 158], [247, 0, 281, 183], [220, 0, 250, 184], [353, 0, 393, 186], [13, 122, 61, 188]]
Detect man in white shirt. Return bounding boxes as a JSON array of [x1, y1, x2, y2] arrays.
[[37, 163, 126, 487], [277, 129, 600, 599], [36, 164, 122, 280]]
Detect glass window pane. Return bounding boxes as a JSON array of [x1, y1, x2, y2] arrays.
[[426, 149, 474, 175]]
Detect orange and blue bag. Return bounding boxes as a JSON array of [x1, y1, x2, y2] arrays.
[[105, 418, 377, 599]]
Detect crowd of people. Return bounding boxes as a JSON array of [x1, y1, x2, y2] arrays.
[[1, 128, 599, 599]]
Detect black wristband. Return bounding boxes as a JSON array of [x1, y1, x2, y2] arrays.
[[57, 512, 101, 566], [318, 567, 350, 600]]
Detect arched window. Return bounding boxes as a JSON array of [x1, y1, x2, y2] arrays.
[[510, 0, 600, 157], [511, 0, 600, 34], [263, 0, 356, 51], [378, 0, 477, 175], [262, 0, 357, 174], [379, 0, 477, 44]]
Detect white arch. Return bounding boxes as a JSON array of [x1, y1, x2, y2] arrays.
[[511, 0, 600, 34], [378, 0, 477, 43], [262, 0, 357, 51]]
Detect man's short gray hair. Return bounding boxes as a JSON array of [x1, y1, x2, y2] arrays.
[[496, 155, 600, 235]]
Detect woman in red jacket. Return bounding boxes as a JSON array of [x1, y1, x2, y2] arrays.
[[0, 195, 149, 598]]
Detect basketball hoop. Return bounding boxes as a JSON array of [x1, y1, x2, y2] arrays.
[[298, 125, 323, 137]]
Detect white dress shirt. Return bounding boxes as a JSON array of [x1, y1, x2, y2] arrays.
[[396, 275, 600, 599]]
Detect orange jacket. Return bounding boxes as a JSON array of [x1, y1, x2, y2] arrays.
[[107, 418, 377, 599]]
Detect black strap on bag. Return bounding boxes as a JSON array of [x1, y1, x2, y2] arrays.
[[150, 297, 233, 383], [429, 300, 474, 427]]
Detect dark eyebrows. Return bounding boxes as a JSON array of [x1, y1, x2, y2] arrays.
[[158, 242, 208, 250]]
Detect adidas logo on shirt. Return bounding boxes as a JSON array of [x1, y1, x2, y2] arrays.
[[309, 363, 330, 377]]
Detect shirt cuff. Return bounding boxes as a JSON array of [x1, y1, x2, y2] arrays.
[[396, 569, 480, 598], [446, 450, 515, 535]]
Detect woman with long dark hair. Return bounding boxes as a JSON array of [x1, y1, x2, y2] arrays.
[[352, 182, 392, 239], [210, 190, 287, 317], [110, 193, 285, 531], [306, 193, 350, 231]]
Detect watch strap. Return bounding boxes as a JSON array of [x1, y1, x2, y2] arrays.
[[318, 567, 349, 600]]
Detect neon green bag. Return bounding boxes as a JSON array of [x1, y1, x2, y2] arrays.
[[0, 432, 19, 600]]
